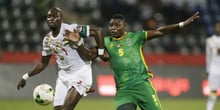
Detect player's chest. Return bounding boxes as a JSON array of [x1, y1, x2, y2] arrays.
[[46, 37, 70, 55], [46, 38, 65, 49], [108, 38, 137, 56]]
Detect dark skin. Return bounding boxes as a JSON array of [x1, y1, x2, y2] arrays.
[[98, 12, 200, 61], [17, 7, 103, 110], [66, 12, 200, 62], [99, 12, 200, 110], [64, 28, 101, 61], [63, 11, 200, 110]]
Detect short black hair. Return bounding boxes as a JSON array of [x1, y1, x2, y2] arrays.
[[111, 14, 125, 21], [48, 7, 63, 17]]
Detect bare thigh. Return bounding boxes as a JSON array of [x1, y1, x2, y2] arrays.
[[63, 87, 82, 110]]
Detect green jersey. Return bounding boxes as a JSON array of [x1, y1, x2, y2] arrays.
[[104, 31, 153, 90]]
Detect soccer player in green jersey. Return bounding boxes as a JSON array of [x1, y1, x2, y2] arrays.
[[98, 12, 200, 110], [65, 12, 200, 110]]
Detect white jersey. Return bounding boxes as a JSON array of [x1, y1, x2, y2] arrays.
[[42, 23, 90, 70], [206, 35, 220, 75]]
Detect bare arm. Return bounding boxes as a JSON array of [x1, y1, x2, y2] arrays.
[[89, 26, 105, 55], [88, 26, 109, 61], [147, 12, 200, 40], [28, 55, 51, 76], [17, 55, 51, 90], [64, 29, 99, 61], [76, 46, 98, 61], [99, 51, 109, 62]]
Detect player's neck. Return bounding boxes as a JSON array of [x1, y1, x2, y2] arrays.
[[51, 27, 60, 37], [114, 32, 127, 40]]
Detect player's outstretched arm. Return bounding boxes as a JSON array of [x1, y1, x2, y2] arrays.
[[147, 11, 200, 40], [17, 55, 51, 90]]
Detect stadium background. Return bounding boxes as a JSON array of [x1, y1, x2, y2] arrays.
[[0, 0, 220, 110]]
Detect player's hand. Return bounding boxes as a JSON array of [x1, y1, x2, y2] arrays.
[[17, 78, 26, 90], [183, 11, 200, 26], [63, 29, 80, 43]]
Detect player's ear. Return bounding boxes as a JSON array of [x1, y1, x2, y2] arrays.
[[124, 22, 128, 30]]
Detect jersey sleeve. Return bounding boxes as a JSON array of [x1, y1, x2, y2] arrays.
[[42, 35, 53, 56], [137, 31, 146, 45], [77, 25, 90, 38]]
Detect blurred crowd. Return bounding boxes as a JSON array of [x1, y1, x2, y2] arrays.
[[0, 0, 219, 55]]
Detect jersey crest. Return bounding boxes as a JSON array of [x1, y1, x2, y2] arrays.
[[126, 38, 132, 46]]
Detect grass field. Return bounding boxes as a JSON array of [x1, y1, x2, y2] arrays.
[[0, 98, 219, 110]]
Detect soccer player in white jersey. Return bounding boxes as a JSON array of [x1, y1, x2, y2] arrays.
[[17, 7, 104, 110], [206, 21, 220, 110]]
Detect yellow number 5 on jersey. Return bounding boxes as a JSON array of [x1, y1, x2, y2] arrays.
[[118, 48, 124, 56]]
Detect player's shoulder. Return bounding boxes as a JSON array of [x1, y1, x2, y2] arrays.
[[104, 36, 113, 43], [69, 23, 78, 27], [104, 36, 111, 40], [63, 22, 77, 26], [127, 31, 145, 39], [42, 32, 51, 41], [63, 23, 78, 29], [129, 30, 145, 35]]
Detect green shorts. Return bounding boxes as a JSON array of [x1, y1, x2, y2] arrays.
[[115, 80, 163, 110]]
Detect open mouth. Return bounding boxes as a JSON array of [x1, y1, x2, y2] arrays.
[[48, 22, 56, 27], [111, 30, 117, 36], [111, 32, 116, 35], [48, 22, 54, 25]]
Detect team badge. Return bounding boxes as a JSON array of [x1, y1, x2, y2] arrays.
[[126, 38, 132, 46]]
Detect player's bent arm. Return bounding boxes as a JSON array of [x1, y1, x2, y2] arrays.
[[17, 55, 51, 90], [64, 28, 99, 60], [76, 46, 98, 61], [89, 26, 104, 55], [23, 55, 51, 79], [146, 11, 200, 40], [27, 55, 52, 77]]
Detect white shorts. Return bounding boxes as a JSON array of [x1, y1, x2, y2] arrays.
[[53, 64, 92, 106], [208, 74, 220, 91]]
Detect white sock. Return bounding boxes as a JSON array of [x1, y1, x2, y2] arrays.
[[206, 95, 217, 110]]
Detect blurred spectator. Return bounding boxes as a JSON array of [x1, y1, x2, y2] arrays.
[[0, 0, 211, 54]]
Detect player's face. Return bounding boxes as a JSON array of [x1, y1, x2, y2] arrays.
[[47, 9, 62, 28], [109, 19, 126, 38]]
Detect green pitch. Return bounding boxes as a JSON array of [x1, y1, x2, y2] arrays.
[[0, 98, 219, 110]]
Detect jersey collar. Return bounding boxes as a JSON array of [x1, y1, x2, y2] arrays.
[[113, 32, 127, 41]]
